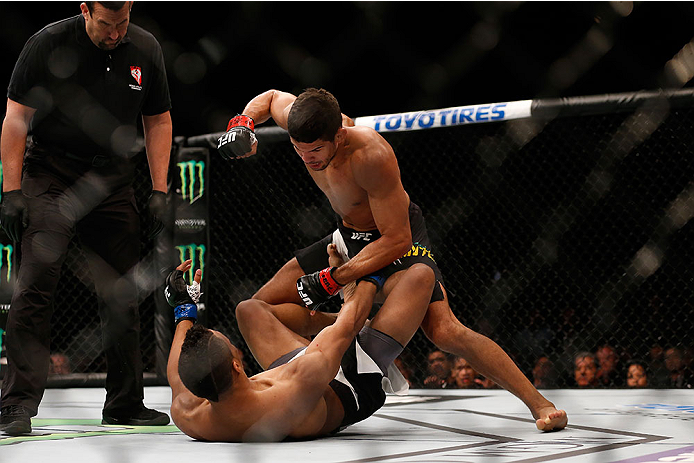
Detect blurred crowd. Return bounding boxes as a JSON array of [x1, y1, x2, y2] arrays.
[[393, 343, 694, 390]]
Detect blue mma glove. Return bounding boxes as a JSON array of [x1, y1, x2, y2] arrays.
[[357, 273, 387, 291], [164, 269, 202, 324]]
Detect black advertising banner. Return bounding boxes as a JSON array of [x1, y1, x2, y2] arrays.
[[172, 147, 210, 325], [0, 165, 19, 370]]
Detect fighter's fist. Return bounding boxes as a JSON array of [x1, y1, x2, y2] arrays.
[[296, 267, 343, 311], [164, 259, 202, 324], [217, 114, 257, 160]]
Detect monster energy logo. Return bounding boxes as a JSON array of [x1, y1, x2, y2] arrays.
[[175, 243, 206, 284], [177, 160, 205, 204], [0, 244, 13, 282]]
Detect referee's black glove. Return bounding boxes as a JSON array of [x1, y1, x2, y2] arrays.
[[145, 190, 167, 240], [0, 189, 28, 242]]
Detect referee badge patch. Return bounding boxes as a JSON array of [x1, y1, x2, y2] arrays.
[[130, 66, 142, 85]]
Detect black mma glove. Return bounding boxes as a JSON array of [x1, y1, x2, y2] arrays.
[[0, 189, 28, 242], [296, 267, 343, 311], [164, 268, 201, 324], [217, 115, 256, 160], [145, 190, 167, 240]]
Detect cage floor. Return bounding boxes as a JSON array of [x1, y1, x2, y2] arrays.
[[1, 387, 692, 462]]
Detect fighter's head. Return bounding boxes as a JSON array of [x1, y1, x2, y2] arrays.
[[288, 88, 345, 171], [288, 88, 342, 143], [178, 325, 242, 401]]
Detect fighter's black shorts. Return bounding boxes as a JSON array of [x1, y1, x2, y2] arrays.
[[268, 326, 405, 433], [294, 202, 445, 302]]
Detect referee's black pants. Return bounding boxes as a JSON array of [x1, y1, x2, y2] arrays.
[[1, 151, 145, 416]]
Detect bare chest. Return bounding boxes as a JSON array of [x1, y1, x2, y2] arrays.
[[309, 167, 376, 230]]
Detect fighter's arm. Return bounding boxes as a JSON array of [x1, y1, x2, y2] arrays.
[[298, 281, 376, 380], [166, 318, 211, 440], [165, 262, 209, 437], [332, 132, 412, 285], [217, 90, 296, 160], [242, 89, 296, 130]]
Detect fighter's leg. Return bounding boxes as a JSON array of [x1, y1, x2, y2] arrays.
[[236, 299, 315, 370], [252, 257, 305, 305], [420, 289, 567, 431], [368, 264, 435, 347], [252, 233, 346, 336]]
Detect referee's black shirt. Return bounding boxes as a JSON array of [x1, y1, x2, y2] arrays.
[[7, 14, 171, 159]]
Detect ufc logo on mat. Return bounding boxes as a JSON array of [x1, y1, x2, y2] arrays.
[[350, 232, 373, 241]]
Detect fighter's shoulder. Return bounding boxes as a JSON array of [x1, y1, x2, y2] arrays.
[[170, 392, 209, 438], [347, 126, 393, 155]]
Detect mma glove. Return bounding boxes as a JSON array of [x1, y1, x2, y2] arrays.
[[0, 189, 28, 242], [217, 114, 256, 160], [145, 190, 167, 240], [164, 268, 202, 324], [296, 267, 344, 311], [357, 274, 387, 292]]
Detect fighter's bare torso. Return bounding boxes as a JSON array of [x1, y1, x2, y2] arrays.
[[172, 358, 345, 442], [305, 126, 408, 231]]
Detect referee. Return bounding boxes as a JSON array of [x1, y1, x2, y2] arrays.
[[0, 2, 171, 435]]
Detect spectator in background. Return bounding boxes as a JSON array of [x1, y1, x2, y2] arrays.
[[476, 376, 499, 389], [596, 344, 622, 387], [451, 356, 479, 389], [625, 359, 649, 388], [648, 343, 669, 387], [664, 347, 693, 388], [394, 355, 415, 387], [533, 356, 559, 388], [48, 353, 71, 376], [574, 352, 599, 388], [424, 349, 455, 389]]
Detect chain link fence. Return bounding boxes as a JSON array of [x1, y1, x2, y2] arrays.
[[197, 94, 694, 389], [2, 92, 692, 390]]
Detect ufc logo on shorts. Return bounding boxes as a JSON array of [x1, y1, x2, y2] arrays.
[[350, 232, 373, 241]]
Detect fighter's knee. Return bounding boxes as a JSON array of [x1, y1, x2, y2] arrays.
[[421, 302, 471, 349], [408, 263, 436, 287], [235, 299, 260, 325]]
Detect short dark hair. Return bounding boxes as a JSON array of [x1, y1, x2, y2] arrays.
[[178, 325, 234, 402], [85, 2, 127, 14], [287, 88, 342, 143]]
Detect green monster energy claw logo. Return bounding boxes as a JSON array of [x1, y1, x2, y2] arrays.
[[1, 244, 13, 282], [176, 243, 205, 284], [177, 160, 205, 204]]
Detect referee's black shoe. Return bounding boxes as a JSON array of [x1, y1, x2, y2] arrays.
[[102, 405, 170, 426], [0, 405, 33, 435]]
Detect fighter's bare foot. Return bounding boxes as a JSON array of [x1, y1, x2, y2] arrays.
[[534, 406, 568, 431]]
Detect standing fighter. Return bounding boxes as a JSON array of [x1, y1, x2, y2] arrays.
[[166, 248, 435, 441], [216, 88, 567, 431]]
